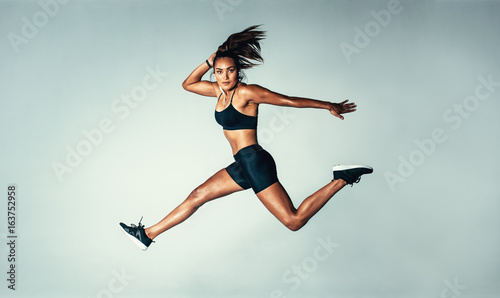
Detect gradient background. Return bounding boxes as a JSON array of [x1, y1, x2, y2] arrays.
[[1, 0, 499, 297]]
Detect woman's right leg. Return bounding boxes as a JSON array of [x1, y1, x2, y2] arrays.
[[145, 168, 244, 240]]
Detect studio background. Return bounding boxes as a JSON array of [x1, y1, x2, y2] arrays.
[[1, 0, 499, 297]]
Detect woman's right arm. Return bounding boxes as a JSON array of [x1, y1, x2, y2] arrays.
[[181, 53, 218, 97]]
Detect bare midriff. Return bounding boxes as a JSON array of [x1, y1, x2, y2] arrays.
[[223, 129, 258, 155]]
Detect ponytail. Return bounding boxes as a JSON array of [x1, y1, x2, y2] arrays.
[[214, 25, 266, 71]]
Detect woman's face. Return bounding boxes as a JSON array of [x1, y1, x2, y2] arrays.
[[214, 57, 238, 91]]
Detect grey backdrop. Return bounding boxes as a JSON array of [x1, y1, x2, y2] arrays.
[[1, 0, 499, 297]]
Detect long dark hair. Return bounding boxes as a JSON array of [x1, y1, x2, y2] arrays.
[[213, 25, 266, 81]]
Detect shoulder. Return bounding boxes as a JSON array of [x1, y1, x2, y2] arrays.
[[239, 83, 263, 92], [239, 84, 290, 106], [238, 83, 268, 98], [234, 83, 258, 106], [238, 83, 259, 104]]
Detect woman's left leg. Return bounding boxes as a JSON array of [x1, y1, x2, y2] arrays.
[[255, 180, 347, 231], [145, 168, 246, 240]]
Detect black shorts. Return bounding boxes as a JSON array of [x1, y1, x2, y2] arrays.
[[226, 144, 279, 194]]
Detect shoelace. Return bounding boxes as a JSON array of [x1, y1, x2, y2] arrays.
[[347, 176, 362, 187], [130, 216, 154, 242], [128, 216, 145, 229]]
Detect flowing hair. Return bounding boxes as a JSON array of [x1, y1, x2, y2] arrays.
[[213, 25, 266, 80]]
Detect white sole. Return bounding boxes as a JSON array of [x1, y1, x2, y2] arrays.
[[119, 224, 148, 251], [332, 165, 373, 172]]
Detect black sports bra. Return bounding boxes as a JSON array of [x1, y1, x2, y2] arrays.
[[215, 86, 257, 130]]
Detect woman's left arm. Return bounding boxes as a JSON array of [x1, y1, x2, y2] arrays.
[[245, 84, 357, 120]]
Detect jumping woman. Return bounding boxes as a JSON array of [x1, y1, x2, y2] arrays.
[[119, 25, 373, 250]]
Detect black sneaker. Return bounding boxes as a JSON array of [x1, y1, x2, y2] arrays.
[[332, 165, 373, 186], [119, 217, 153, 251]]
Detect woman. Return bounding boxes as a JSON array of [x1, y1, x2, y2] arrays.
[[120, 25, 372, 250]]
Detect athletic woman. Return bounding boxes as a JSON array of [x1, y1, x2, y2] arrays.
[[120, 25, 373, 250]]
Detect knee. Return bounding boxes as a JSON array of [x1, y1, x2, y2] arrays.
[[283, 216, 306, 232], [186, 187, 209, 208]]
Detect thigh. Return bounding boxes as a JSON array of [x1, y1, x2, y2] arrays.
[[194, 168, 246, 204], [256, 182, 297, 224], [238, 147, 279, 194], [226, 161, 252, 190]]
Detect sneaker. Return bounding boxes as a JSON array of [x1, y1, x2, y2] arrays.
[[119, 217, 153, 251], [332, 165, 373, 186]]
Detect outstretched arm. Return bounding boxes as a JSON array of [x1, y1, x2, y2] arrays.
[[245, 84, 357, 120], [182, 53, 218, 97]]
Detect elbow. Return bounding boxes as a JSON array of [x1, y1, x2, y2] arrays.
[[284, 97, 298, 108], [182, 82, 195, 93]]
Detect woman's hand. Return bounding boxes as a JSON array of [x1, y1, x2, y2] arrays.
[[328, 100, 357, 120], [181, 52, 218, 96], [207, 52, 216, 67]]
